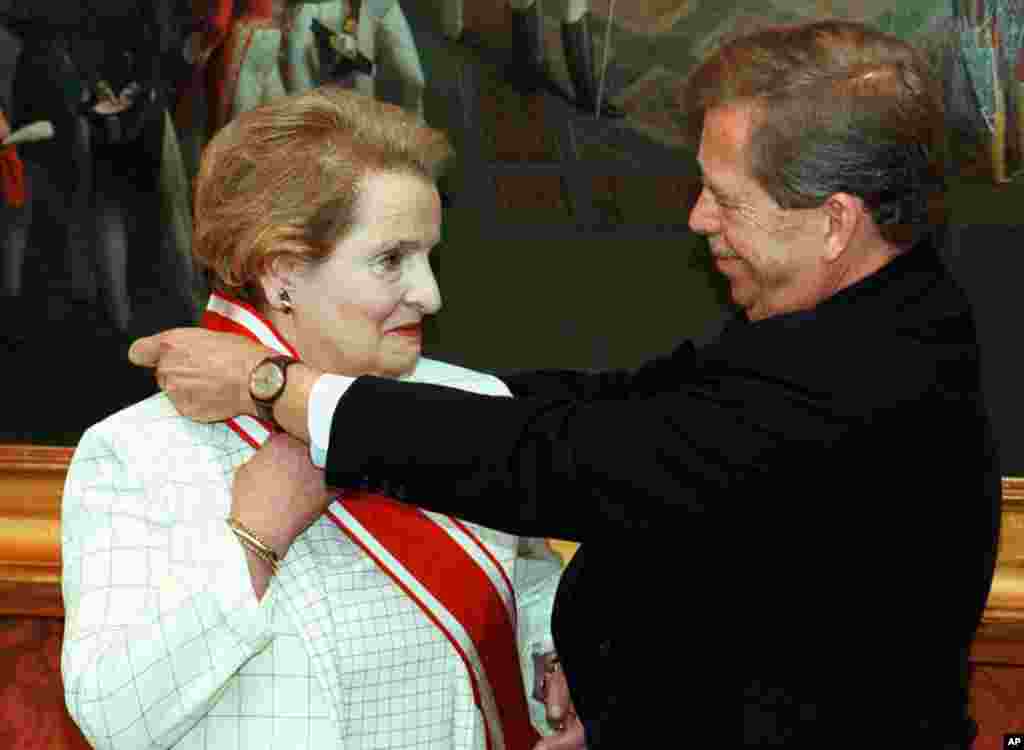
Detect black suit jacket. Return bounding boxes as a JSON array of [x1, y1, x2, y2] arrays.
[[325, 244, 1001, 748]]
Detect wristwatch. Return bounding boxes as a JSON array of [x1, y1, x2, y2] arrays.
[[249, 355, 299, 426]]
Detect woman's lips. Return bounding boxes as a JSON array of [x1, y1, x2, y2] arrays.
[[389, 324, 422, 338]]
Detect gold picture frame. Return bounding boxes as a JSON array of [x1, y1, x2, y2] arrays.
[[2, 443, 1023, 632]]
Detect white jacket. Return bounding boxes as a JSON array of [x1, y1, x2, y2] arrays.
[[61, 359, 562, 750]]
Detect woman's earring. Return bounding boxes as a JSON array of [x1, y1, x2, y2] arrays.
[[279, 289, 293, 313]]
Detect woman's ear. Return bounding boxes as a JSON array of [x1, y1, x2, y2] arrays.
[[260, 254, 303, 310]]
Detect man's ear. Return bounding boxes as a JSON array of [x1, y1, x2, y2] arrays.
[[822, 192, 865, 263]]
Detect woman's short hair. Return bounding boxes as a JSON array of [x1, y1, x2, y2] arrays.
[[682, 19, 945, 246], [193, 86, 454, 306]]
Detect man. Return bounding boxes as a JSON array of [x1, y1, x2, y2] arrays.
[[131, 20, 1001, 748]]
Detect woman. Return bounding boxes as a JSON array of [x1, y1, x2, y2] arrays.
[[61, 86, 563, 750]]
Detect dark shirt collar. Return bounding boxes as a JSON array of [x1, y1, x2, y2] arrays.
[[721, 237, 939, 334]]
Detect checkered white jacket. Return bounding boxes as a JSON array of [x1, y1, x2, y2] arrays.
[[61, 360, 561, 750]]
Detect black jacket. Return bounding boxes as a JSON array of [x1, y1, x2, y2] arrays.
[[325, 243, 1001, 748]]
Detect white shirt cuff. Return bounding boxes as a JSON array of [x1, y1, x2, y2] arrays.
[[308, 373, 356, 468]]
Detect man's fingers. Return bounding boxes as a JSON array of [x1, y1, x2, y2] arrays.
[[128, 335, 164, 367], [544, 670, 572, 724], [546, 688, 567, 722], [532, 718, 585, 750]]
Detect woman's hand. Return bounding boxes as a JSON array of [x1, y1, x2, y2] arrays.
[[230, 433, 330, 598], [533, 655, 587, 750], [129, 329, 272, 422], [231, 432, 330, 559]]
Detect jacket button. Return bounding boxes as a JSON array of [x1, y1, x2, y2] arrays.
[[599, 639, 612, 658]]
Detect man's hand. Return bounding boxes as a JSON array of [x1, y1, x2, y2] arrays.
[[129, 329, 273, 423], [533, 655, 586, 750]]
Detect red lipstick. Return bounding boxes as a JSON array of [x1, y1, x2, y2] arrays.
[[390, 324, 422, 338]]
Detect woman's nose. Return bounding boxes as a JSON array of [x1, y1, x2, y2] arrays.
[[406, 255, 442, 315]]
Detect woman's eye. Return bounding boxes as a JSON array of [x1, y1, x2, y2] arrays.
[[375, 251, 404, 273]]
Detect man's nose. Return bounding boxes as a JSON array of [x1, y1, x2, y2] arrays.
[[689, 188, 720, 236]]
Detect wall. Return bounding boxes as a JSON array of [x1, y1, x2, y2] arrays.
[[0, 616, 90, 749]]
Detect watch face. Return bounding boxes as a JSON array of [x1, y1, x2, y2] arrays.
[[251, 361, 286, 401]]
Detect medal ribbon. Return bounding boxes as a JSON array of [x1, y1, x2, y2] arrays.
[[201, 291, 539, 750]]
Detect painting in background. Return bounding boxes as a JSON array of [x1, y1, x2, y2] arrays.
[[0, 2, 199, 444], [6, 0, 1020, 475]]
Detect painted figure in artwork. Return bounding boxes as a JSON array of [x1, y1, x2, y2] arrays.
[[443, 0, 623, 117], [1, 1, 197, 333], [285, 0, 426, 121], [185, 0, 425, 145], [0, 105, 28, 300]]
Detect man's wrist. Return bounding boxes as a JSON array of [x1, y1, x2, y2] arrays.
[[242, 348, 278, 419], [271, 362, 319, 443]]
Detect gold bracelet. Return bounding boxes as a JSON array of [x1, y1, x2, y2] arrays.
[[237, 535, 279, 575], [230, 526, 279, 574], [226, 517, 281, 574]]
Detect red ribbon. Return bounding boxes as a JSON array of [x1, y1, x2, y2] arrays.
[[0, 146, 25, 209], [200, 291, 540, 748]]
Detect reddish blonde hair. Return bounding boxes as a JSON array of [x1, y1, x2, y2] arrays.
[[683, 20, 945, 246], [193, 86, 454, 306]]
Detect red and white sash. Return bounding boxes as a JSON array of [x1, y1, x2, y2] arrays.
[[202, 291, 540, 750]]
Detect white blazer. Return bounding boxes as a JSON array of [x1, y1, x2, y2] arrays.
[[61, 359, 562, 750]]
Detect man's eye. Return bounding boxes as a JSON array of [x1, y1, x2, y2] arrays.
[[712, 193, 735, 211], [700, 181, 735, 210]]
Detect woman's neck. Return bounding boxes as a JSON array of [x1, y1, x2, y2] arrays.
[[263, 306, 301, 352]]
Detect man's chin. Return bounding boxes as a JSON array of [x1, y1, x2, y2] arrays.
[[728, 283, 753, 308]]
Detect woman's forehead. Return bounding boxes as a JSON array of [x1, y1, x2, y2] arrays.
[[354, 173, 440, 221], [335, 173, 441, 252]]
